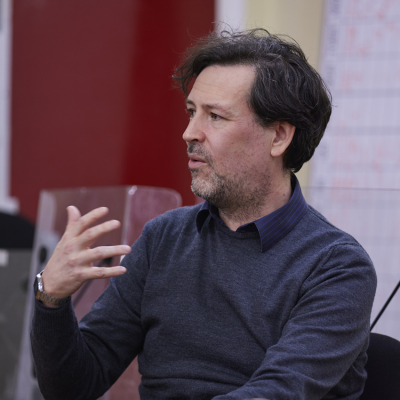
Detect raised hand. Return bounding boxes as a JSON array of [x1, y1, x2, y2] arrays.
[[41, 206, 131, 305]]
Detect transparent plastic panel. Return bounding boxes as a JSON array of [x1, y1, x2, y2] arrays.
[[15, 186, 181, 400], [123, 186, 184, 246]]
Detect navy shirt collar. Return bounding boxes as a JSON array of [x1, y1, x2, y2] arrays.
[[196, 174, 308, 252]]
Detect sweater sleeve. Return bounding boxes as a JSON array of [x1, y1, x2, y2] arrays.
[[31, 226, 151, 400], [213, 243, 377, 400]]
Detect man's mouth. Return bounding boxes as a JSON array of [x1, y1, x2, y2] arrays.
[[188, 154, 207, 169], [188, 153, 205, 162], [187, 144, 209, 169]]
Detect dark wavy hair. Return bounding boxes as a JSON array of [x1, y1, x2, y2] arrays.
[[173, 29, 332, 172]]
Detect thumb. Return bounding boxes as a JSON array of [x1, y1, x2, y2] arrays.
[[66, 205, 81, 228]]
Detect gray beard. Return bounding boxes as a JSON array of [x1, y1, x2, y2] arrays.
[[187, 144, 272, 222], [190, 168, 238, 209]]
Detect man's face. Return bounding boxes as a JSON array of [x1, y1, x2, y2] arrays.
[[183, 64, 276, 211]]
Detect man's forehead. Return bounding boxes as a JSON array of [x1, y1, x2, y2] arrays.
[[187, 64, 255, 107]]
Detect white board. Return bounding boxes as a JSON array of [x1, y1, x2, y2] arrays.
[[310, 0, 400, 340]]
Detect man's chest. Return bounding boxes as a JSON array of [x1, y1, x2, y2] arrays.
[[139, 234, 306, 373]]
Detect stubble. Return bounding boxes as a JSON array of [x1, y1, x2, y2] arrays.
[[187, 143, 272, 223]]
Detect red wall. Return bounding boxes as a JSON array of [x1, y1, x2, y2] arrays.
[[11, 0, 214, 222]]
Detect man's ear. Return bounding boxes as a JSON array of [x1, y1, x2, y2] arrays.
[[270, 121, 295, 158]]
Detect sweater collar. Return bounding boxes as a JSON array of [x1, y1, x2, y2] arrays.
[[196, 174, 308, 252]]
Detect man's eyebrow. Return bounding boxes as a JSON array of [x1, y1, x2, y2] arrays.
[[185, 99, 232, 115], [185, 100, 195, 107]]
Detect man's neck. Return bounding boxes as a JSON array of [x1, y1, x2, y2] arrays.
[[218, 173, 293, 231]]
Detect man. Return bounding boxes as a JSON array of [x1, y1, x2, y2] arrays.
[[32, 29, 376, 400]]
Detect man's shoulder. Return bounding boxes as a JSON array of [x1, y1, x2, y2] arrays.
[[301, 205, 354, 238], [298, 205, 377, 299], [297, 205, 371, 256]]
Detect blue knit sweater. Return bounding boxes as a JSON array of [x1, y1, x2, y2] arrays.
[[31, 204, 376, 400]]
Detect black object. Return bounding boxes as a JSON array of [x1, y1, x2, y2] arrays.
[[360, 333, 400, 400], [39, 246, 48, 264], [0, 211, 35, 249]]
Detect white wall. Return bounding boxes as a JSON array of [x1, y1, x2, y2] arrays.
[[215, 0, 247, 31]]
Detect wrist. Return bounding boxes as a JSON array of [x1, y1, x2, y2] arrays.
[[34, 270, 68, 307]]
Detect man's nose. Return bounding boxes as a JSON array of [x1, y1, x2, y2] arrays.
[[182, 116, 205, 143]]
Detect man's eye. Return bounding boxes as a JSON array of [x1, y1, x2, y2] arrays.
[[186, 109, 195, 119], [211, 113, 221, 121]]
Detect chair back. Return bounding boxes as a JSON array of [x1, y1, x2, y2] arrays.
[[360, 333, 400, 400]]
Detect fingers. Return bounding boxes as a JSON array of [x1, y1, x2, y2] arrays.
[[80, 266, 127, 281], [67, 206, 110, 237], [64, 207, 122, 249], [66, 205, 81, 229], [79, 245, 131, 265], [43, 243, 130, 298], [79, 220, 121, 248], [43, 206, 129, 299]]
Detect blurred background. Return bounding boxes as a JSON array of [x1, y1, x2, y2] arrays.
[[1, 0, 400, 399], [1, 0, 325, 222]]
